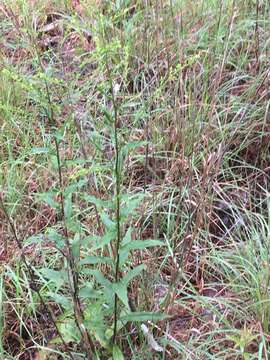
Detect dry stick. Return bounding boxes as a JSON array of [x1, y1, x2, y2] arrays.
[[0, 197, 76, 360]]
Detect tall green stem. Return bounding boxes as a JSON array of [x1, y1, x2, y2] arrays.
[[105, 62, 122, 344]]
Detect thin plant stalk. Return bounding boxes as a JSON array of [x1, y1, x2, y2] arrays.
[[105, 60, 122, 345], [31, 39, 96, 358]]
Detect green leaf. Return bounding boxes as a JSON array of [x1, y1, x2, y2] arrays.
[[39, 268, 67, 289], [79, 283, 102, 299], [84, 194, 113, 209], [48, 293, 71, 309], [92, 232, 116, 250], [38, 191, 59, 209], [79, 255, 113, 265], [120, 194, 145, 218], [64, 179, 87, 196], [122, 264, 145, 286], [112, 282, 129, 307], [120, 239, 164, 252], [64, 194, 73, 220], [54, 128, 65, 141], [30, 147, 50, 155], [58, 318, 81, 343], [50, 154, 59, 169], [113, 345, 124, 360], [119, 228, 133, 266], [24, 234, 44, 245], [122, 227, 132, 246], [82, 269, 112, 288], [120, 312, 167, 322], [64, 219, 81, 233], [103, 107, 113, 124], [101, 212, 116, 231], [84, 301, 108, 348], [71, 233, 80, 259], [81, 231, 116, 250], [46, 228, 65, 248], [121, 141, 147, 154], [69, 167, 90, 179]]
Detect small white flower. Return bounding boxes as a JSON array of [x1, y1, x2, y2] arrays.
[[113, 82, 121, 95], [141, 324, 163, 352]]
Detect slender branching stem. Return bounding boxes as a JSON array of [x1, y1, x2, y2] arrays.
[[33, 42, 96, 358], [105, 61, 122, 345]]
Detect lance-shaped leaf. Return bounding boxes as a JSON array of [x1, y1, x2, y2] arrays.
[[122, 264, 145, 286], [119, 239, 164, 266], [112, 345, 125, 360], [112, 282, 129, 307], [120, 312, 167, 322], [79, 255, 113, 266]]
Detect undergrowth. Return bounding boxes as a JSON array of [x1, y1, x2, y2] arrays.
[[0, 0, 270, 359]]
